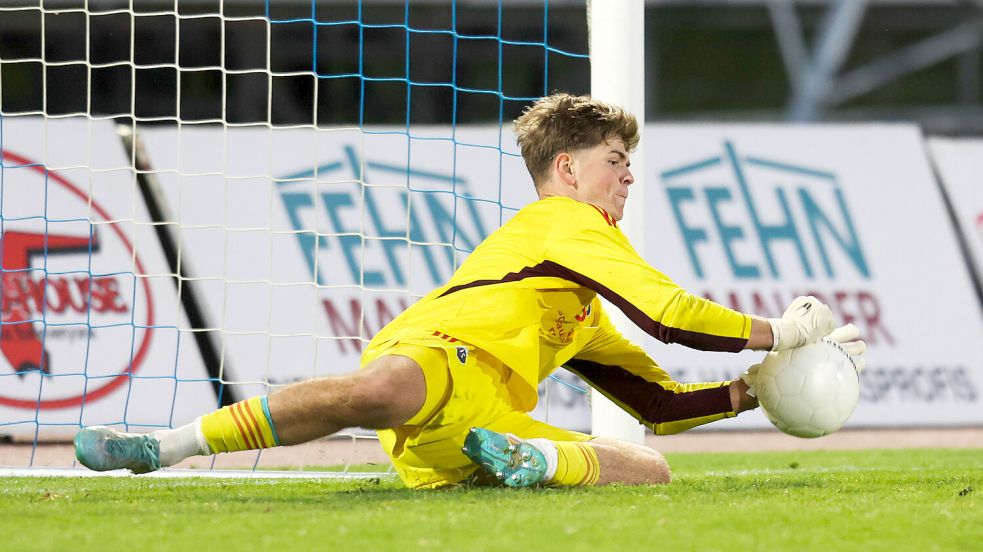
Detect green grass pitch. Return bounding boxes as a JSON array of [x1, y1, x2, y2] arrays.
[[1, 448, 979, 551]]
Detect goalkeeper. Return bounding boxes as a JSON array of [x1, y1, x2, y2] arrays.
[[75, 93, 865, 488]]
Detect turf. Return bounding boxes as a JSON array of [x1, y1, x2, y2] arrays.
[[1, 448, 979, 552]]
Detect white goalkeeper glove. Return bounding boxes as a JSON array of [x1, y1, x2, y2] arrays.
[[740, 363, 761, 399], [767, 295, 835, 352], [741, 322, 867, 398], [827, 322, 867, 374]]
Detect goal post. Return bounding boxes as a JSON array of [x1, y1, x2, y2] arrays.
[[587, 0, 647, 444]]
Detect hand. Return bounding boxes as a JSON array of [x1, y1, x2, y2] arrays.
[[767, 296, 835, 352], [826, 323, 867, 373]]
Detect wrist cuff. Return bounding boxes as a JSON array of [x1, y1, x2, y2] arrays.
[[768, 319, 781, 352]]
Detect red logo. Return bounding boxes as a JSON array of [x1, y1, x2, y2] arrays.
[[0, 150, 154, 410], [574, 303, 592, 322]]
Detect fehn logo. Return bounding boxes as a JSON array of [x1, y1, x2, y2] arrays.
[[276, 145, 488, 356], [661, 140, 977, 405], [0, 151, 153, 409], [661, 141, 893, 348]]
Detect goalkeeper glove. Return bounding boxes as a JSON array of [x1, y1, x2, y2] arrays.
[[827, 322, 867, 373], [740, 363, 762, 399], [767, 295, 835, 352]]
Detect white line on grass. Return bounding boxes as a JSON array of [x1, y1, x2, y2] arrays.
[[0, 467, 396, 479], [695, 465, 925, 477]]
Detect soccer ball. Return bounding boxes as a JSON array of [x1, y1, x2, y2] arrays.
[[754, 338, 861, 438]]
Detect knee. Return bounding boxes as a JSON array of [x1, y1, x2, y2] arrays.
[[626, 446, 671, 484], [592, 438, 671, 485], [347, 356, 427, 428], [646, 451, 671, 484]]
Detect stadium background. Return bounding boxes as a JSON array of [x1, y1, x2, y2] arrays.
[[0, 0, 981, 472]]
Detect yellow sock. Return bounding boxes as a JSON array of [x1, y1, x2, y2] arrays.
[[200, 396, 280, 453], [552, 441, 600, 486]]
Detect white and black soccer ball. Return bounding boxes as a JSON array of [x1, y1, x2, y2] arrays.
[[755, 338, 861, 438]]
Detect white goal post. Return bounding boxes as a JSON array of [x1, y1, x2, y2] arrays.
[[588, 0, 647, 444]]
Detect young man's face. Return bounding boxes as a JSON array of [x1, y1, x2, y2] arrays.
[[569, 138, 634, 220]]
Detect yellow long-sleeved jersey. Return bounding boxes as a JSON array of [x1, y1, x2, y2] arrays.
[[365, 195, 753, 434]]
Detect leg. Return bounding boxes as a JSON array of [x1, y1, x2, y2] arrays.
[[587, 437, 670, 485], [269, 354, 428, 444], [75, 354, 428, 473]]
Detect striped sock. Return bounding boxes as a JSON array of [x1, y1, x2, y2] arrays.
[[551, 441, 601, 486], [199, 396, 280, 454]]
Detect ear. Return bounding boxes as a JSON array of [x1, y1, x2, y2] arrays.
[[553, 152, 577, 188]]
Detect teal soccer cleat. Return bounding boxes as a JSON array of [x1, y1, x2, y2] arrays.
[[461, 427, 548, 488], [74, 426, 162, 474]]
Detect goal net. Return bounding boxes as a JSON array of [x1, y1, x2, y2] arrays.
[[0, 0, 592, 474]]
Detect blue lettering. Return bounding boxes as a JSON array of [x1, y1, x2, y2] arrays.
[[666, 187, 708, 278], [726, 141, 812, 279], [759, 187, 813, 278], [322, 191, 384, 286], [277, 145, 491, 288], [705, 187, 759, 278], [800, 188, 870, 277], [279, 193, 320, 283], [462, 197, 489, 251], [364, 188, 406, 285], [424, 192, 468, 271], [403, 192, 443, 285], [663, 142, 868, 281]]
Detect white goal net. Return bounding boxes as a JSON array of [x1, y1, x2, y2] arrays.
[[0, 0, 593, 474]]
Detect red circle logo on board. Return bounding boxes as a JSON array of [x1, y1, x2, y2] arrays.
[[0, 150, 154, 410]]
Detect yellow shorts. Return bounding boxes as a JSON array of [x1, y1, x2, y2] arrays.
[[362, 335, 591, 489]]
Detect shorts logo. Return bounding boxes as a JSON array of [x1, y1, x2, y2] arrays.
[[456, 346, 468, 364]]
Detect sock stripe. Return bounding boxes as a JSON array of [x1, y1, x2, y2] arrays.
[[236, 402, 263, 449], [583, 444, 600, 485], [259, 396, 281, 446], [228, 403, 256, 450], [200, 396, 278, 454], [240, 401, 269, 448], [575, 445, 595, 485], [550, 441, 600, 487]]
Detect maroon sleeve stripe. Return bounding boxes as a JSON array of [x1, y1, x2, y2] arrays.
[[439, 260, 747, 352], [437, 262, 563, 298], [565, 359, 734, 425]]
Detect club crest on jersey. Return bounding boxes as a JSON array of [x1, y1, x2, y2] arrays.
[[574, 303, 592, 322], [456, 346, 468, 364]]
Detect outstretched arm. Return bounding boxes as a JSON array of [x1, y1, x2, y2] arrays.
[[544, 201, 834, 353], [568, 302, 757, 435]]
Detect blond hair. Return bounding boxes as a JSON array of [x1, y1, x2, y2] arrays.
[[514, 93, 639, 186]]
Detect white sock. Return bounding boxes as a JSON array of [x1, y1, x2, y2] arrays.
[[523, 437, 559, 481], [150, 417, 211, 467]]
